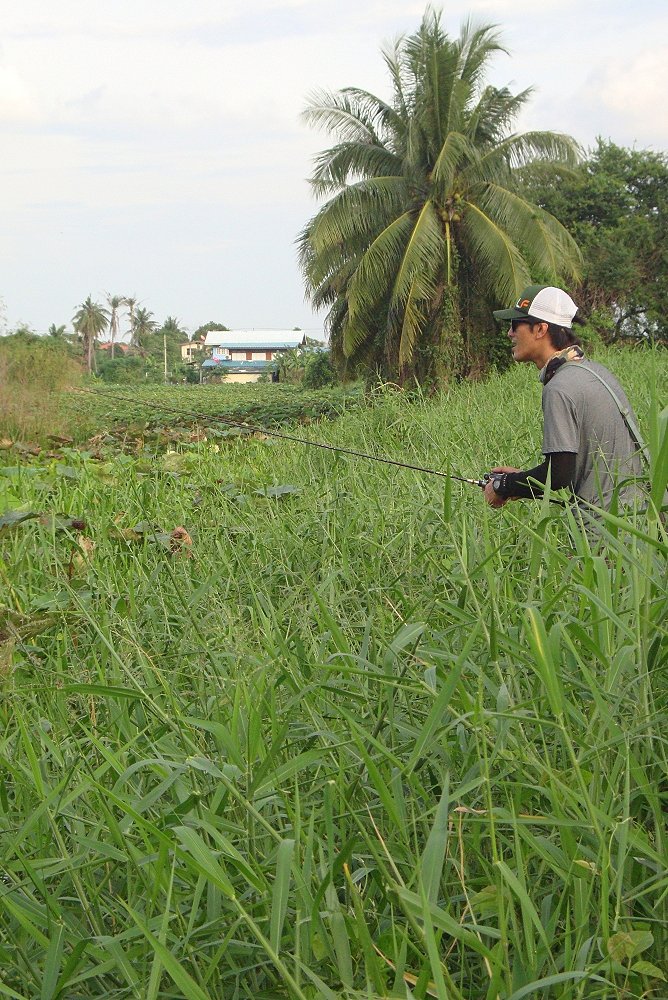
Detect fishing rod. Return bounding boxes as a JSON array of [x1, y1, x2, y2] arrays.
[[77, 386, 493, 488]]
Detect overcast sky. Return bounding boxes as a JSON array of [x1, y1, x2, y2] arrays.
[[1, 0, 666, 338]]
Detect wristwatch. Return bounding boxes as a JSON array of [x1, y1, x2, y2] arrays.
[[492, 473, 509, 497]]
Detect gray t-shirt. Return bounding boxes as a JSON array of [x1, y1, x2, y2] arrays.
[[542, 360, 645, 508]]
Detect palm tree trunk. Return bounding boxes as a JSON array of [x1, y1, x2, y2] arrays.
[[432, 239, 463, 385]]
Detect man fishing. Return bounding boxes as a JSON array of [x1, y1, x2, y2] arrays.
[[483, 285, 646, 514]]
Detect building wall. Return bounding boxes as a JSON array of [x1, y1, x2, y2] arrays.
[[181, 343, 204, 360], [224, 373, 262, 384], [228, 350, 270, 361]]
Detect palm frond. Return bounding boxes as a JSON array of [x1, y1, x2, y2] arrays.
[[303, 90, 382, 145], [381, 39, 411, 123], [310, 143, 402, 194], [464, 131, 582, 187], [457, 19, 507, 94], [302, 177, 407, 259], [390, 200, 442, 312], [431, 130, 474, 196], [460, 201, 531, 303], [347, 212, 414, 322], [476, 183, 582, 281], [398, 275, 431, 368], [341, 309, 379, 359], [468, 86, 532, 146], [340, 86, 407, 142]]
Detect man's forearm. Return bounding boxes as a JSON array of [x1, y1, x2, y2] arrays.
[[497, 452, 576, 499]]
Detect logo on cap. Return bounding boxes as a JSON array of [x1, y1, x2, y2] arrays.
[[517, 298, 531, 309]]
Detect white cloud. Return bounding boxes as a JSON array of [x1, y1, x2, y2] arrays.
[[595, 46, 668, 145], [1, 0, 666, 332], [0, 61, 36, 120]]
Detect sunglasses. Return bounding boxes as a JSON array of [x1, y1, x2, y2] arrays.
[[510, 318, 536, 331]]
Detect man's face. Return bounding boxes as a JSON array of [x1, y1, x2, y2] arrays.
[[508, 319, 540, 363]]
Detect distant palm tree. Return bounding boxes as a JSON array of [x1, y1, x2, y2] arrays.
[[106, 294, 123, 359], [123, 295, 138, 347], [48, 323, 67, 339], [72, 297, 109, 374], [299, 10, 582, 382], [133, 307, 158, 349], [161, 316, 186, 339]]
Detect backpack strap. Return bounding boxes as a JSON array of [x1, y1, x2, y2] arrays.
[[566, 361, 651, 468]]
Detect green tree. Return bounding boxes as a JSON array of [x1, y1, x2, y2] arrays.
[[146, 316, 189, 375], [299, 9, 581, 384], [302, 349, 337, 388], [97, 355, 158, 384], [72, 296, 109, 374], [47, 323, 67, 339], [106, 294, 123, 358], [123, 295, 138, 347], [132, 307, 158, 349], [161, 316, 187, 339], [524, 139, 668, 344], [193, 320, 228, 339]]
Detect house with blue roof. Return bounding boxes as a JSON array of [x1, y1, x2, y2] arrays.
[[202, 329, 309, 383]]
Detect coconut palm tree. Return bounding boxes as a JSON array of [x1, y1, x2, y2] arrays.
[[48, 324, 67, 339], [299, 10, 582, 383], [106, 294, 123, 359], [72, 297, 109, 374], [161, 316, 186, 338], [123, 295, 138, 347], [133, 307, 157, 350]]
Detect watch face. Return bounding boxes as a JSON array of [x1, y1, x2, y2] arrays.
[[493, 477, 503, 491]]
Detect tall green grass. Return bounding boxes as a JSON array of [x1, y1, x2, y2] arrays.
[[0, 336, 81, 445], [0, 348, 666, 998]]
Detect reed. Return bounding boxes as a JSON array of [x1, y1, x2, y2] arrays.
[[0, 347, 666, 998]]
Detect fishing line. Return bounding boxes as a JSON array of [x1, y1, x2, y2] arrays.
[[76, 386, 488, 487]]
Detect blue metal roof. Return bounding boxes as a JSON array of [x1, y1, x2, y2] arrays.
[[202, 359, 274, 373]]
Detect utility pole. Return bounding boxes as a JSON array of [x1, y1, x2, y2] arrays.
[[163, 333, 168, 383]]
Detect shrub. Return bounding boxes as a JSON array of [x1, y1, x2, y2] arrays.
[[0, 332, 81, 442], [302, 349, 337, 388], [97, 355, 154, 384]]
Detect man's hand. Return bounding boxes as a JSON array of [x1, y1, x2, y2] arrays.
[[483, 466, 521, 508], [484, 481, 508, 507]]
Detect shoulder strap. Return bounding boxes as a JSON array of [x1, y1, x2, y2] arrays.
[[565, 361, 651, 468]]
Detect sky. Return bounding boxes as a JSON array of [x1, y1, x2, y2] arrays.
[[1, 0, 667, 340]]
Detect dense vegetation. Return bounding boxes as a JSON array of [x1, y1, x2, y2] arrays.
[[1, 348, 666, 997], [0, 334, 81, 444], [1, 7, 667, 995], [525, 140, 668, 345]]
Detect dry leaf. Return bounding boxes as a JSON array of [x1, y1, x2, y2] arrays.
[[70, 536, 96, 576], [170, 526, 193, 557]]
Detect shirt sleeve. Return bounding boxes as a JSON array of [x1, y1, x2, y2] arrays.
[[500, 453, 576, 499], [542, 384, 580, 455]]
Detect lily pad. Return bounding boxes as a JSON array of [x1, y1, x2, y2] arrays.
[[0, 510, 41, 532], [254, 485, 301, 498]]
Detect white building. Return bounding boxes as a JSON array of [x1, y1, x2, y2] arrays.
[[202, 329, 310, 383]]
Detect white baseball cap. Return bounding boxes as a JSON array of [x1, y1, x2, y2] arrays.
[[493, 285, 579, 328]]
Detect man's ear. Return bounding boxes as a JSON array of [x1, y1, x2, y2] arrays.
[[534, 322, 549, 339]]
